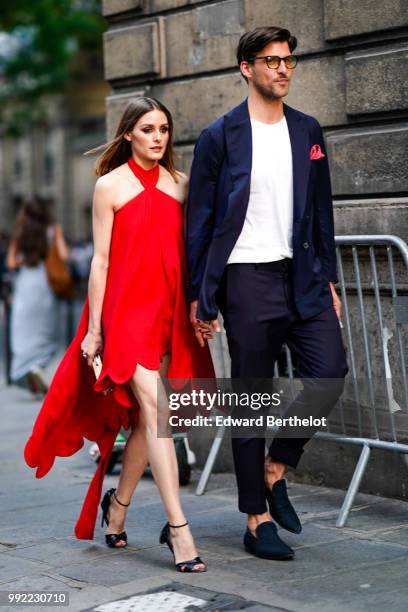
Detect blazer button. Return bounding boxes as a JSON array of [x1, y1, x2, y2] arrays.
[[303, 242, 309, 249]]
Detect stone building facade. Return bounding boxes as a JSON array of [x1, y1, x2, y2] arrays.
[[102, 0, 408, 239], [101, 1, 408, 496]]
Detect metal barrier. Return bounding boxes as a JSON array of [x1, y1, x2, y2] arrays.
[[196, 235, 408, 527]]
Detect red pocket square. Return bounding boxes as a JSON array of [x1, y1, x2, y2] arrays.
[[310, 144, 325, 160]]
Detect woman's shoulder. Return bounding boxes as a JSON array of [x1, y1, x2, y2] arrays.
[[160, 165, 188, 186], [94, 164, 130, 200], [176, 170, 188, 186], [96, 164, 128, 187], [158, 166, 188, 204]]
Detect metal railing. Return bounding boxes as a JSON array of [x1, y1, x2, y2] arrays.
[[196, 235, 408, 527]]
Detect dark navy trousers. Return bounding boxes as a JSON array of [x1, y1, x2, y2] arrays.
[[219, 259, 348, 514]]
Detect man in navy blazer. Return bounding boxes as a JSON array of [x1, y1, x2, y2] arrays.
[[186, 26, 348, 560]]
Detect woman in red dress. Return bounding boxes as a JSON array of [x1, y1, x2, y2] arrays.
[[24, 97, 214, 573]]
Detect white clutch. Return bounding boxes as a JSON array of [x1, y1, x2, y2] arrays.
[[92, 354, 103, 379]]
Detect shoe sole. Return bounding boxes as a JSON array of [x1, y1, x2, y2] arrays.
[[244, 544, 294, 561]]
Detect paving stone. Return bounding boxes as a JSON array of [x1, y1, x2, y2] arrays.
[[58, 547, 171, 587], [370, 525, 408, 548], [286, 522, 353, 551], [287, 487, 381, 523], [0, 554, 53, 583], [317, 498, 408, 532], [222, 537, 408, 587], [5, 539, 111, 568], [263, 555, 408, 612], [4, 572, 85, 593]]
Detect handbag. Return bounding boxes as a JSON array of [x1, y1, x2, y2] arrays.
[[92, 354, 102, 379], [45, 236, 74, 299], [92, 353, 113, 395]]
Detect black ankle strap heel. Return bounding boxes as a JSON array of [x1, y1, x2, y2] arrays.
[[112, 491, 130, 508], [168, 520, 189, 529], [159, 521, 207, 573], [100, 488, 130, 549]]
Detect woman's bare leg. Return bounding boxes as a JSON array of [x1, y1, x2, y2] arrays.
[[105, 403, 149, 545], [129, 355, 205, 569]]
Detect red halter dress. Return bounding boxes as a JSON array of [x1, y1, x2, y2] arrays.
[[24, 159, 215, 539]]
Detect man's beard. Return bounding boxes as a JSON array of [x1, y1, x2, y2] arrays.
[[253, 78, 288, 101]]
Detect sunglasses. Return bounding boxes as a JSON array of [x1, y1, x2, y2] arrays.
[[251, 55, 298, 70]]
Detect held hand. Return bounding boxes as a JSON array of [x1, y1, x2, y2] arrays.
[[329, 282, 342, 321], [81, 330, 103, 367], [189, 300, 221, 346], [189, 300, 199, 328], [190, 300, 206, 347], [196, 318, 221, 341]]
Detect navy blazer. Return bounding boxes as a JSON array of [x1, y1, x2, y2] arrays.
[[186, 99, 337, 321]]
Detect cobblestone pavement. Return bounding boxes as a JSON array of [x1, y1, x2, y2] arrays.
[[1, 384, 408, 612]]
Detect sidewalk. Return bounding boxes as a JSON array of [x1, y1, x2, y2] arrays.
[[1, 383, 408, 612]]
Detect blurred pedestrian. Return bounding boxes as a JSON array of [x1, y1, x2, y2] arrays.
[[0, 232, 9, 296], [7, 196, 70, 395]]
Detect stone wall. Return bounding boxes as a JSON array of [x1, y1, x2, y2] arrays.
[[102, 0, 408, 498], [102, 0, 408, 241]]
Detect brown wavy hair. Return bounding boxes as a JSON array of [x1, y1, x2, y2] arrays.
[[87, 97, 179, 180], [12, 196, 54, 267]]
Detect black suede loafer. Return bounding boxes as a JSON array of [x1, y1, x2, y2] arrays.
[[265, 479, 302, 534], [243, 521, 294, 560]]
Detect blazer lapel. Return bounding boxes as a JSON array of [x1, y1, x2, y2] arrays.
[[220, 100, 252, 231], [284, 104, 311, 223]]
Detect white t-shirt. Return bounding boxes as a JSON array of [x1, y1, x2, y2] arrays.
[[227, 115, 294, 264]]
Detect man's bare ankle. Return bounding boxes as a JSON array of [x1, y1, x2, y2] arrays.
[[265, 458, 286, 487], [247, 512, 271, 529]]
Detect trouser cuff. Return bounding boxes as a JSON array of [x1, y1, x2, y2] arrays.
[[238, 500, 268, 514], [268, 438, 306, 469]]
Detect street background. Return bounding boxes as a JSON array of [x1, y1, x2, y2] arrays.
[[2, 380, 408, 612], [1, 0, 407, 496], [0, 1, 408, 610]]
